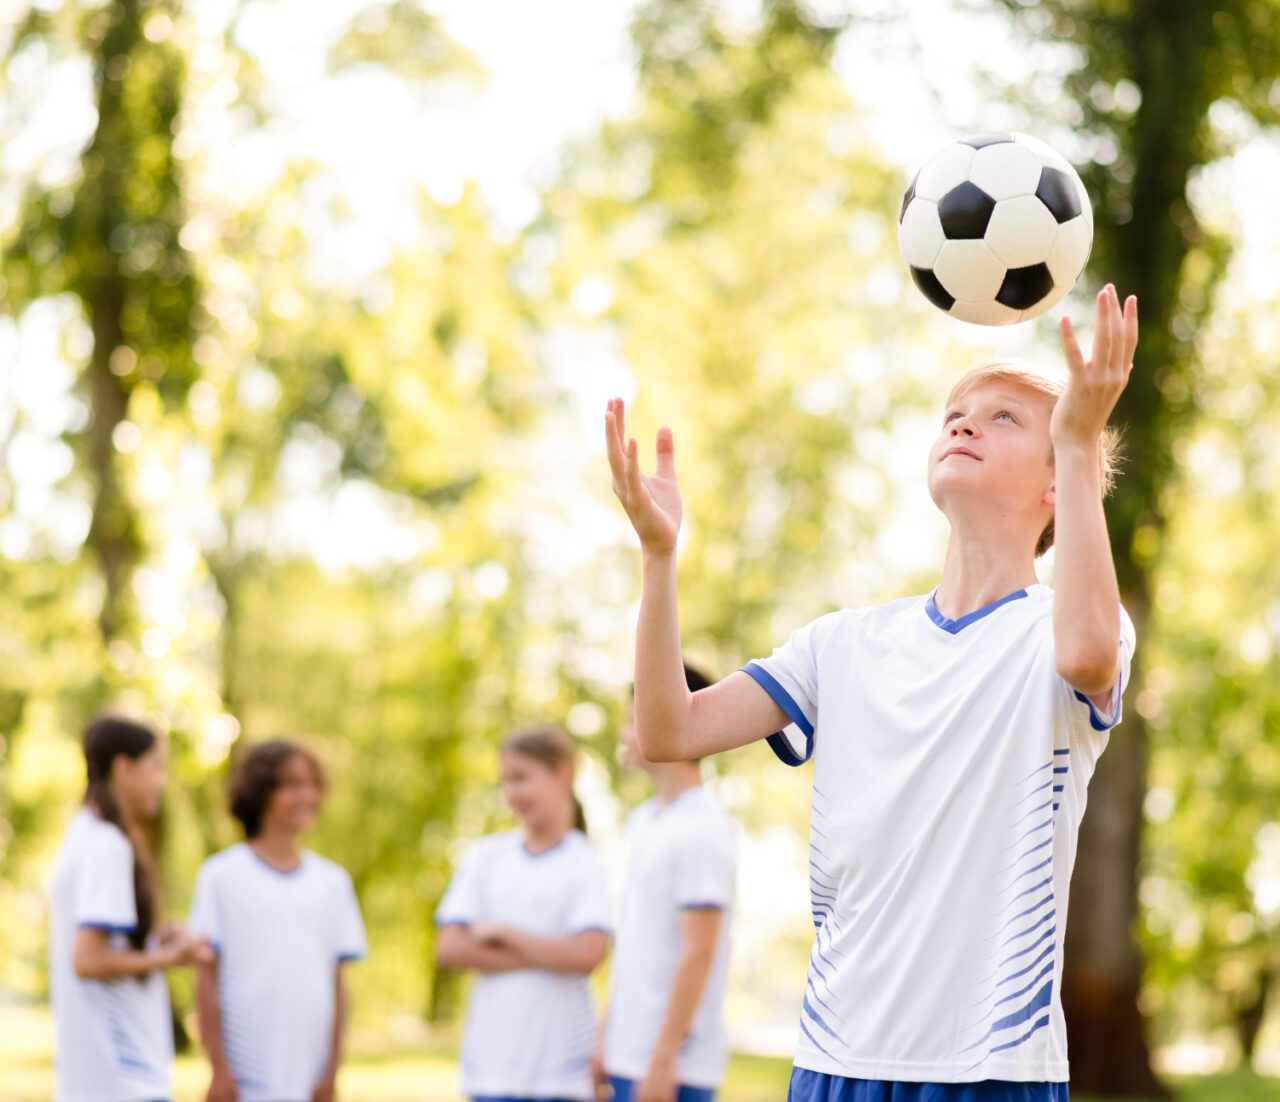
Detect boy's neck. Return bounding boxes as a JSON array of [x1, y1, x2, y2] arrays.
[[249, 828, 302, 871], [652, 762, 702, 805], [935, 523, 1039, 621]]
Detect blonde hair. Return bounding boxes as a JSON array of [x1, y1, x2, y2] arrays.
[[946, 360, 1122, 558]]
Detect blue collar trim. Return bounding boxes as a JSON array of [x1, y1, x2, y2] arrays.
[[926, 588, 1028, 634]]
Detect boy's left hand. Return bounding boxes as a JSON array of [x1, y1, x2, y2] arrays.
[[1053, 283, 1137, 447]]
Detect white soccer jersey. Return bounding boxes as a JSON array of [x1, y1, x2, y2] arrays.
[[48, 808, 174, 1102], [188, 844, 367, 1102], [435, 829, 612, 1101], [742, 584, 1134, 1083], [604, 787, 736, 1088]]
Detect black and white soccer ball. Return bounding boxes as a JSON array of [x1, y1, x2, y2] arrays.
[[898, 133, 1093, 326]]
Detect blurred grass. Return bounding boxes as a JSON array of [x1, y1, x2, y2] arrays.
[[2, 1005, 1276, 1102]]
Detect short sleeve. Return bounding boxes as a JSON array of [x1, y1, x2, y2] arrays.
[[434, 842, 484, 927], [565, 848, 613, 936], [187, 860, 222, 949], [74, 826, 137, 933], [742, 613, 833, 766], [334, 870, 367, 962], [1072, 603, 1137, 731], [673, 817, 735, 912]]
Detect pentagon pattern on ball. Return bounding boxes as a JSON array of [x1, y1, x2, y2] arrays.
[[1035, 166, 1083, 223], [910, 267, 955, 312], [937, 182, 996, 240], [897, 131, 1094, 325], [996, 264, 1055, 311]]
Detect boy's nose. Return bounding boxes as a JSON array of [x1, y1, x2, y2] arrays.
[[950, 422, 976, 437]]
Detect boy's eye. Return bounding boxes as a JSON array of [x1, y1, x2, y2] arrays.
[[944, 411, 962, 423], [994, 410, 1016, 422]]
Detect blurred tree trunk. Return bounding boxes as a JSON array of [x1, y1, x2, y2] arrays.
[[4, 0, 198, 652], [999, 0, 1280, 1093]]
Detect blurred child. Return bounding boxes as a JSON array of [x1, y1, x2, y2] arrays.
[[190, 739, 367, 1102], [436, 725, 611, 1102], [594, 664, 736, 1102], [50, 713, 211, 1102], [605, 286, 1138, 1100]]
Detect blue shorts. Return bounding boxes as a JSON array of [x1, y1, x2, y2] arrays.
[[787, 1070, 1069, 1102], [472, 1097, 579, 1102], [609, 1076, 716, 1102]]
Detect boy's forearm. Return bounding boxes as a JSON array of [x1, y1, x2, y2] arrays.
[[650, 944, 717, 1067], [437, 930, 525, 973], [322, 969, 347, 1081], [1052, 442, 1121, 691], [195, 963, 232, 1073], [635, 551, 693, 762], [498, 928, 605, 975]]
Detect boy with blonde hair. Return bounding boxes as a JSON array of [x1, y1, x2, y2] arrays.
[[605, 285, 1138, 1100]]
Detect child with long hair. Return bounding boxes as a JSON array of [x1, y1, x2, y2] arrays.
[[189, 739, 367, 1102], [436, 725, 612, 1102], [49, 713, 211, 1102]]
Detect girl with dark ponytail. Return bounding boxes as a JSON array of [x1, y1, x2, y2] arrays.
[[49, 713, 211, 1102], [435, 725, 613, 1102]]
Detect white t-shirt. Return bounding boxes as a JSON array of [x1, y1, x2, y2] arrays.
[[188, 844, 367, 1102], [604, 787, 735, 1088], [435, 830, 612, 1101], [49, 807, 174, 1102], [742, 584, 1134, 1083]]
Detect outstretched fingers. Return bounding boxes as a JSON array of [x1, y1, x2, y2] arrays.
[[604, 400, 628, 487], [1091, 285, 1114, 372], [1059, 316, 1086, 375], [1122, 294, 1138, 370], [654, 426, 676, 482]]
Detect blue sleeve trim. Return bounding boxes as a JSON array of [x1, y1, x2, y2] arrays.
[[337, 951, 366, 963], [679, 902, 727, 912], [433, 917, 473, 928], [570, 925, 612, 937], [1073, 666, 1125, 732], [77, 922, 136, 934], [742, 662, 814, 766]]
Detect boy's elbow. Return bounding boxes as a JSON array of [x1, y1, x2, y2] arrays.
[[1056, 650, 1119, 696]]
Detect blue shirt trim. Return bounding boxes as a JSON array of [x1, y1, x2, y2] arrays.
[[77, 922, 136, 934], [1073, 666, 1125, 731], [741, 662, 814, 766], [925, 588, 1028, 634]]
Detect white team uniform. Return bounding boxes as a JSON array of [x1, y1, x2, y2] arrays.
[[49, 807, 174, 1102], [435, 830, 612, 1101], [742, 584, 1134, 1083], [604, 786, 736, 1088], [188, 844, 367, 1102]]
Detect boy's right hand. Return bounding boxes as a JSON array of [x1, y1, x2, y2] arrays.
[[605, 398, 682, 558]]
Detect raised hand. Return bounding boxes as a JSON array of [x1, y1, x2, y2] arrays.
[[604, 398, 682, 558], [1053, 284, 1138, 447]]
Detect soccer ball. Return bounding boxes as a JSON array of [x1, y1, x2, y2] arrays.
[[897, 133, 1093, 326]]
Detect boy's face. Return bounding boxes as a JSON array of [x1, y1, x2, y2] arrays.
[[926, 379, 1056, 523], [261, 752, 324, 837]]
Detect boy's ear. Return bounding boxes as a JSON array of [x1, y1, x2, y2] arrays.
[[1043, 479, 1056, 507]]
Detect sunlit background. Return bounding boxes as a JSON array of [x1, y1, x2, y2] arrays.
[[3, 1, 1280, 1099]]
